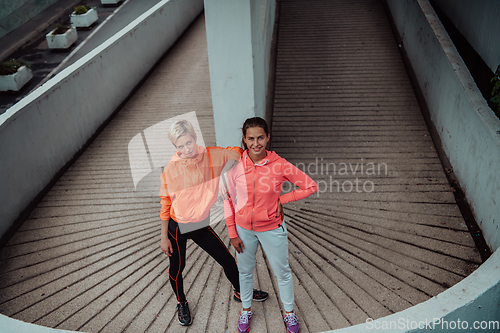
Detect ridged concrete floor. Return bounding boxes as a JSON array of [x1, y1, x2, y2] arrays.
[[271, 2, 481, 332], [0, 1, 481, 332]]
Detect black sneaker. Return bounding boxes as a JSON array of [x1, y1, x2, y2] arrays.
[[233, 289, 269, 302], [176, 301, 192, 326]]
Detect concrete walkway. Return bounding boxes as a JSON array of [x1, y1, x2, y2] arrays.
[[269, 0, 479, 331], [0, 0, 481, 332]]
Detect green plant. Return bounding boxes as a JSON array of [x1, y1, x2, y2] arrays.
[[0, 59, 30, 75], [491, 65, 500, 111], [74, 5, 90, 15], [52, 20, 72, 34]]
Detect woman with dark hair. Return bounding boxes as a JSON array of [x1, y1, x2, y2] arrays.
[[224, 117, 318, 333]]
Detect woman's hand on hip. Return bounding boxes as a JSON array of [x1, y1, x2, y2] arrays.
[[231, 237, 245, 254]]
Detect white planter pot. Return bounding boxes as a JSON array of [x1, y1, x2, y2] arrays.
[[46, 27, 78, 49], [70, 8, 98, 28], [0, 66, 33, 92], [101, 0, 121, 4]]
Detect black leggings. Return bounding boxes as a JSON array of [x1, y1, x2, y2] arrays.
[[167, 218, 240, 302]]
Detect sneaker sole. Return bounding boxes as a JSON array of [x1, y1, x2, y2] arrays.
[[178, 318, 192, 326], [286, 328, 299, 333], [286, 325, 300, 333], [237, 323, 251, 333]]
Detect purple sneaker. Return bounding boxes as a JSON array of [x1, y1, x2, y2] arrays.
[[284, 311, 300, 333], [237, 310, 252, 333]]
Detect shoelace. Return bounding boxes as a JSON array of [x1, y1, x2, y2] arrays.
[[239, 311, 251, 324], [178, 303, 189, 318], [284, 313, 298, 326]]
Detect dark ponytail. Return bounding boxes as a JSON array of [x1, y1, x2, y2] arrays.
[[241, 117, 269, 150]]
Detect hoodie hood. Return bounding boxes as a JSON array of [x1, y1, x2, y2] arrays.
[[223, 149, 318, 238], [242, 149, 280, 170]]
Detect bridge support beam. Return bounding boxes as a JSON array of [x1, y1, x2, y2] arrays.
[[204, 0, 276, 146]]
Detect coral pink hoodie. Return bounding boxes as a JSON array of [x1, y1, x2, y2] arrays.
[[160, 145, 242, 223], [224, 150, 318, 238]]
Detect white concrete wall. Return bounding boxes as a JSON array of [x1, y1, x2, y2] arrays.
[[433, 0, 500, 73], [204, 0, 276, 147], [387, 0, 500, 251], [0, 313, 75, 333], [0, 0, 204, 239]]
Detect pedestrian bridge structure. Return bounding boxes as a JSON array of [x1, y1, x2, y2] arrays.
[[0, 0, 498, 332]]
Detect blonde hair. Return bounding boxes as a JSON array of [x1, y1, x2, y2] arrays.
[[168, 120, 197, 143]]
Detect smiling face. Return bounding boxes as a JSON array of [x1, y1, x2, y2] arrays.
[[174, 134, 198, 159], [243, 126, 270, 163]]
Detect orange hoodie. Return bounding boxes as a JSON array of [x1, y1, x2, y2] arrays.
[[224, 150, 318, 238], [159, 145, 242, 223]]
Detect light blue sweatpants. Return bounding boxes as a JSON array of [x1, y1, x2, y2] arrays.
[[236, 221, 294, 311]]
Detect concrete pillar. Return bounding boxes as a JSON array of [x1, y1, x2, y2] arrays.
[[204, 0, 276, 147]]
